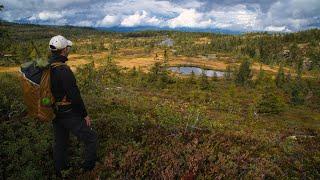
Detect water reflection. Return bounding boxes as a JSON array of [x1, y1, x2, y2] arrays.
[[168, 66, 225, 77]]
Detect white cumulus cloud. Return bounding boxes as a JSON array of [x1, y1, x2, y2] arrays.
[[1, 0, 319, 31], [38, 11, 63, 20], [97, 15, 120, 27], [168, 9, 212, 28], [121, 11, 162, 27], [208, 4, 262, 30], [265, 26, 287, 32], [265, 0, 320, 30], [28, 11, 64, 21]]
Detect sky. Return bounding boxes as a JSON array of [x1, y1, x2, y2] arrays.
[[1, 0, 320, 32]]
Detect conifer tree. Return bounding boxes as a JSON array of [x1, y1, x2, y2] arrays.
[[212, 72, 218, 81], [309, 47, 320, 70], [200, 71, 209, 90], [295, 58, 303, 81], [257, 87, 285, 114], [163, 49, 169, 64], [275, 63, 285, 88], [224, 65, 232, 81], [235, 58, 252, 86], [289, 43, 299, 66], [187, 71, 197, 85], [255, 64, 266, 87]]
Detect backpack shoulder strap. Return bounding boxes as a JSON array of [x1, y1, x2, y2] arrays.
[[50, 62, 67, 69]]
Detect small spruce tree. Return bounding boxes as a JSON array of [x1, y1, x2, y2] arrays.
[[224, 65, 232, 81], [275, 63, 286, 88], [235, 58, 252, 86], [255, 64, 266, 88], [163, 49, 169, 64], [212, 72, 218, 81], [257, 87, 286, 114], [200, 71, 210, 90]]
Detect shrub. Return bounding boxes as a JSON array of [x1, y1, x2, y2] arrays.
[[290, 81, 306, 105], [0, 73, 25, 119], [235, 58, 252, 86], [257, 88, 286, 114], [200, 72, 210, 90], [275, 63, 286, 88], [0, 119, 54, 179], [147, 62, 174, 88]]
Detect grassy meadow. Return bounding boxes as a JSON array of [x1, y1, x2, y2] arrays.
[[1, 22, 320, 179]]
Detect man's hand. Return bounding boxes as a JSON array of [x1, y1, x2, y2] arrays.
[[84, 116, 92, 127]]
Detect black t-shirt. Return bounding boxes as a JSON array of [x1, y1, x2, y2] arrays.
[[49, 54, 88, 118]]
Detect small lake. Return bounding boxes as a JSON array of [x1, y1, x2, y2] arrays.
[[168, 66, 225, 77]]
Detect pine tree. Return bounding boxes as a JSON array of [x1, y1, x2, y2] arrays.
[[235, 58, 252, 86], [275, 63, 285, 88], [224, 65, 232, 81], [148, 62, 161, 83], [295, 58, 303, 81], [187, 71, 197, 85], [255, 64, 266, 87], [163, 49, 169, 64], [212, 72, 218, 81], [200, 71, 209, 90], [257, 87, 285, 114], [290, 81, 305, 105], [289, 43, 299, 66], [309, 47, 320, 70]]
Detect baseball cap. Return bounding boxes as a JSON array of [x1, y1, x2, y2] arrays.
[[49, 35, 72, 51]]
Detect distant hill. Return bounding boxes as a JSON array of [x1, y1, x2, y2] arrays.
[[96, 26, 242, 34], [11, 18, 241, 34]]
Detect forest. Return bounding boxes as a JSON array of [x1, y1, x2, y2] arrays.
[[1, 20, 320, 179]]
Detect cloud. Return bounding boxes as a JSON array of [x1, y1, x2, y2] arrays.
[[37, 11, 63, 21], [265, 0, 320, 30], [1, 0, 319, 31], [43, 0, 94, 9], [265, 25, 291, 32], [97, 15, 120, 27], [208, 4, 262, 30], [73, 20, 94, 27], [101, 0, 182, 18], [168, 9, 212, 28], [121, 11, 162, 27]]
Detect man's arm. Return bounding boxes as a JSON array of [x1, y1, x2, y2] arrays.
[[57, 66, 88, 118]]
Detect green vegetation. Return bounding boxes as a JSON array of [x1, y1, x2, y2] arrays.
[[1, 23, 320, 179], [235, 58, 252, 86], [1, 22, 320, 71]]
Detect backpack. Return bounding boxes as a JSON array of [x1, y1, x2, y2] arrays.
[[19, 59, 71, 122]]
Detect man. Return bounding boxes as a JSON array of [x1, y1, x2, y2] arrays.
[[48, 35, 98, 177]]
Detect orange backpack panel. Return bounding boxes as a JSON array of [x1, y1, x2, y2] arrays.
[[20, 62, 66, 122]]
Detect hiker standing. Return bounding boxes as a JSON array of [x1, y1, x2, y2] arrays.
[[48, 35, 98, 177]]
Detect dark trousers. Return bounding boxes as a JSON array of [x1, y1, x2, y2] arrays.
[[52, 111, 98, 172]]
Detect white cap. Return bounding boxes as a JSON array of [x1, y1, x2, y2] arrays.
[[49, 35, 72, 51]]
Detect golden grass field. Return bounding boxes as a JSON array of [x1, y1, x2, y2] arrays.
[[0, 46, 306, 78]]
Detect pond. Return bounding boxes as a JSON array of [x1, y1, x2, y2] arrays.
[[168, 66, 226, 77]]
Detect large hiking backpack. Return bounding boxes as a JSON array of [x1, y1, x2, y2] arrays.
[[19, 59, 70, 122]]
